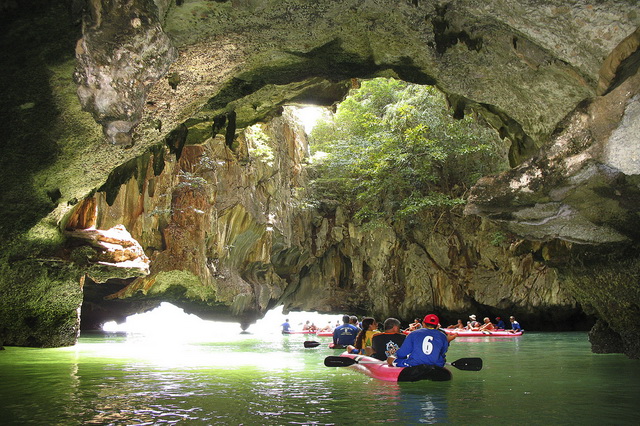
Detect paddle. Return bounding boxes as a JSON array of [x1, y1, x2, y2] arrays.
[[304, 341, 321, 348], [449, 357, 483, 371], [324, 356, 483, 371]]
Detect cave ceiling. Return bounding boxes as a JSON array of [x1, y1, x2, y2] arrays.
[[70, 0, 640, 244], [81, 0, 638, 158], [2, 0, 636, 242]]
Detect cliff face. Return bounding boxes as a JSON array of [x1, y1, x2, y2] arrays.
[[0, 0, 638, 356], [76, 107, 581, 334], [79, 109, 311, 328]]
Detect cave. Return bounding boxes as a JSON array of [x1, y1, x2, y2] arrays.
[[0, 0, 639, 358]]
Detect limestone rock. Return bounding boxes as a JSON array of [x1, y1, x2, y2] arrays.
[[465, 69, 640, 244], [65, 224, 150, 276], [74, 0, 177, 144], [589, 320, 624, 354]]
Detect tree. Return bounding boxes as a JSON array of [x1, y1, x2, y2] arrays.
[[308, 78, 508, 224]]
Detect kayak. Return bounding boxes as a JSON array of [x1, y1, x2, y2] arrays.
[[444, 329, 523, 337], [283, 330, 316, 334], [316, 331, 334, 337], [336, 352, 452, 382]]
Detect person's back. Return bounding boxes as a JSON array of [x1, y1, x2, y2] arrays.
[[333, 315, 359, 346], [350, 315, 360, 329], [388, 314, 451, 368], [281, 319, 291, 334], [371, 318, 406, 361], [348, 317, 378, 355]]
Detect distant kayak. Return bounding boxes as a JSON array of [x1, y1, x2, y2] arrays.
[[283, 330, 316, 335], [444, 329, 523, 337], [332, 353, 452, 382], [316, 331, 334, 337]]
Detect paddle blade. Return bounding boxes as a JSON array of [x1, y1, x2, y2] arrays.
[[304, 341, 321, 348], [324, 356, 357, 367], [450, 357, 483, 371]]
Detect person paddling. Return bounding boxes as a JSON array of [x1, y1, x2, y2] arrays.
[[407, 318, 423, 332], [281, 319, 291, 334], [387, 314, 455, 368], [466, 314, 480, 329], [447, 319, 465, 329], [478, 317, 495, 332]]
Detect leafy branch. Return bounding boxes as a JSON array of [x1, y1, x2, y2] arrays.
[[307, 78, 508, 224]]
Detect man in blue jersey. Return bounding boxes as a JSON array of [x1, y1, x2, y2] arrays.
[[387, 314, 454, 368], [281, 319, 291, 334], [332, 314, 360, 347]]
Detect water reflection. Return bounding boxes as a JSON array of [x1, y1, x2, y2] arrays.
[[399, 392, 449, 424], [2, 332, 640, 425]]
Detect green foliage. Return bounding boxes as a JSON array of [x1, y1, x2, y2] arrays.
[[308, 78, 508, 223], [246, 124, 275, 166], [490, 231, 507, 247]]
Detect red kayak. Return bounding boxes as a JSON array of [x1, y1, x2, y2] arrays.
[[444, 329, 523, 337], [329, 353, 452, 382], [283, 330, 316, 335]]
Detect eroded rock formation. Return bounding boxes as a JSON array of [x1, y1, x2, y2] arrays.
[[0, 0, 638, 356], [465, 70, 640, 244], [78, 108, 585, 335], [74, 0, 177, 145]]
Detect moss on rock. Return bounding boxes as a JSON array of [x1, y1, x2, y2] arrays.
[[0, 259, 83, 347]]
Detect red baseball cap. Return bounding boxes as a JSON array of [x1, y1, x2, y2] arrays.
[[423, 314, 439, 326]]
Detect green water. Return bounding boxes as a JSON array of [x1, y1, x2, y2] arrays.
[[1, 331, 638, 425]]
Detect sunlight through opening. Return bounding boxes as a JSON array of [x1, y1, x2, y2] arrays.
[[96, 303, 345, 368], [291, 105, 329, 134], [102, 302, 343, 339]]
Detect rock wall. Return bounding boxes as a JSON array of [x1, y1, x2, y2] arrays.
[[76, 108, 310, 327], [0, 0, 638, 356], [73, 107, 583, 336]]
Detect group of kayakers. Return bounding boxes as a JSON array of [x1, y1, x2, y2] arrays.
[[331, 314, 456, 368], [447, 314, 522, 332], [288, 312, 521, 370], [330, 312, 523, 369], [281, 319, 337, 334]]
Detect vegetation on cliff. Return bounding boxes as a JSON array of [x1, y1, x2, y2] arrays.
[[307, 78, 508, 224]]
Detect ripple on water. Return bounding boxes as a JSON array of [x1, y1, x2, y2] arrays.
[[1, 332, 640, 425]]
